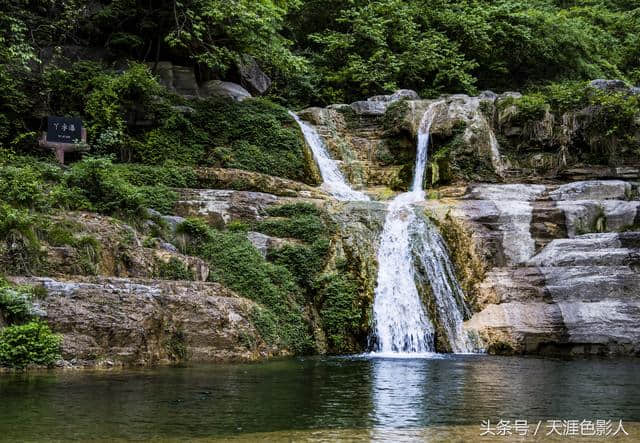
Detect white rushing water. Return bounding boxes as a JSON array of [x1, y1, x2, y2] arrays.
[[371, 101, 472, 354], [289, 111, 369, 201], [410, 217, 472, 353]]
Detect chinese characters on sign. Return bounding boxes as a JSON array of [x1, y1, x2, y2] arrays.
[[480, 419, 628, 438], [40, 116, 86, 164], [46, 116, 83, 143]]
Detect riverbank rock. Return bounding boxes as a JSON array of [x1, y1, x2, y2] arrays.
[[8, 276, 284, 367], [40, 212, 209, 281], [422, 180, 640, 356]]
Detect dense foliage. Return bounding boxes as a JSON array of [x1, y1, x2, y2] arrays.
[[175, 217, 314, 354], [0, 321, 62, 368], [0, 279, 62, 368], [2, 0, 639, 117], [0, 153, 183, 216]]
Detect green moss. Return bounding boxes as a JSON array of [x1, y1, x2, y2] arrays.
[[268, 240, 329, 291], [113, 163, 198, 188], [257, 203, 369, 354], [314, 270, 361, 353], [165, 328, 188, 362], [382, 100, 409, 132], [266, 202, 320, 217], [258, 214, 328, 243], [154, 257, 195, 281], [192, 97, 316, 183], [335, 106, 360, 130], [249, 306, 279, 347]]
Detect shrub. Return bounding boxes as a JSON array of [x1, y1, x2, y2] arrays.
[[86, 63, 165, 158], [154, 257, 194, 281], [267, 240, 329, 291], [258, 213, 328, 243], [192, 97, 314, 182], [43, 61, 105, 117], [64, 157, 144, 216], [175, 218, 213, 246], [0, 321, 62, 368], [249, 306, 279, 346], [0, 166, 47, 210], [0, 285, 33, 324], [48, 185, 93, 211], [113, 163, 198, 188], [315, 271, 361, 353], [137, 185, 178, 214]]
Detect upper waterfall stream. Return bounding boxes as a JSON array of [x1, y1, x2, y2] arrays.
[[290, 111, 369, 201]]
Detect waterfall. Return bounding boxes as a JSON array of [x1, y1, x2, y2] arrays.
[[370, 192, 435, 353], [289, 111, 369, 202], [371, 101, 472, 354], [488, 131, 505, 177], [410, 217, 472, 353]]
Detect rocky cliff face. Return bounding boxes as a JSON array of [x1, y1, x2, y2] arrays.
[[3, 86, 638, 366], [9, 276, 279, 367], [421, 181, 640, 356]]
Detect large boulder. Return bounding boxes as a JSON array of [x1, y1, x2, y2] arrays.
[[174, 189, 282, 227], [368, 89, 420, 103], [237, 55, 272, 95], [146, 62, 200, 98], [350, 89, 420, 115], [172, 66, 200, 97], [200, 80, 252, 101]]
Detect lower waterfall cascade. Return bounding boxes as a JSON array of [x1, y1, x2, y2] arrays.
[[370, 101, 473, 354]]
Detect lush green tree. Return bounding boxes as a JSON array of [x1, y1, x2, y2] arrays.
[[307, 0, 478, 102]]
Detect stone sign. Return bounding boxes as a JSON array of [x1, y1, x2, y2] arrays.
[[46, 116, 83, 143], [39, 116, 87, 164]]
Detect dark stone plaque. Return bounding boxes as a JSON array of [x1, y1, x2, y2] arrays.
[[46, 116, 83, 143]]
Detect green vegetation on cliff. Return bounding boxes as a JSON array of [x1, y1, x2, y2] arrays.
[[256, 203, 367, 353], [175, 217, 313, 354], [497, 81, 640, 166]]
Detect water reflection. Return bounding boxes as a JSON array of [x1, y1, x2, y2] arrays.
[[1, 356, 640, 440], [372, 357, 431, 428]]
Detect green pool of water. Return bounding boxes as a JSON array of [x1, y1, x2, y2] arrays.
[[1, 355, 639, 441]]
